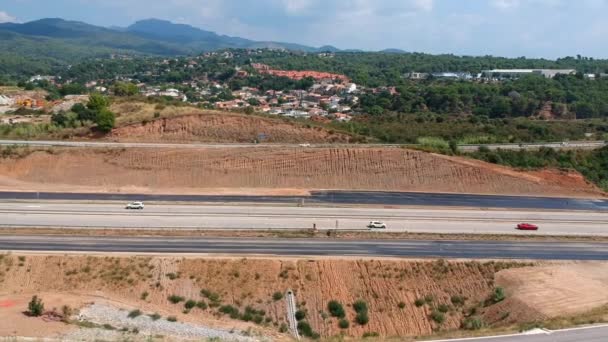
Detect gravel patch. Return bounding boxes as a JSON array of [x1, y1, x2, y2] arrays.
[[72, 303, 264, 341]]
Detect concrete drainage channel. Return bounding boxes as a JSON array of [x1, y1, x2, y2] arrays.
[[286, 289, 300, 340]]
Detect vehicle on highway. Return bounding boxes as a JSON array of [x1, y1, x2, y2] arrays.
[[367, 221, 387, 229], [125, 201, 145, 210], [516, 223, 539, 231], [299, 143, 311, 147]]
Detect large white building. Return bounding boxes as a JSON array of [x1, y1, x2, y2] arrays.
[[481, 69, 576, 79]]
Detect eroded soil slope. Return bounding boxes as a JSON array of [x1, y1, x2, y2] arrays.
[[109, 113, 353, 144], [0, 254, 535, 339], [0, 147, 602, 197]]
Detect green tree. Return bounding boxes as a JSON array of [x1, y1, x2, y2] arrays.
[[87, 93, 110, 112], [95, 108, 116, 133], [113, 82, 139, 96]]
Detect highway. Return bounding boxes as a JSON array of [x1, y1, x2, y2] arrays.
[[1, 236, 607, 260], [1, 191, 607, 210], [429, 325, 608, 342], [1, 202, 607, 236], [0, 139, 605, 151]]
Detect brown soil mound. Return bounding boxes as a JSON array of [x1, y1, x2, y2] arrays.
[[496, 262, 608, 317], [0, 147, 602, 198], [109, 113, 352, 144], [0, 254, 530, 339]]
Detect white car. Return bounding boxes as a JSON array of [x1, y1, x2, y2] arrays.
[[125, 201, 145, 210], [367, 221, 387, 229]]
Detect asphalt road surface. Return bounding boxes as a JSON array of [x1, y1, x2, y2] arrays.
[[1, 236, 607, 260], [1, 191, 607, 211], [2, 202, 608, 236], [430, 325, 608, 342], [1, 139, 605, 151]]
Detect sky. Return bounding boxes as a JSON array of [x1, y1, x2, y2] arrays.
[[1, 0, 607, 59]]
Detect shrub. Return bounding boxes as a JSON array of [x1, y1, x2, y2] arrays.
[[353, 300, 368, 314], [127, 309, 142, 318], [168, 295, 185, 304], [196, 301, 208, 310], [219, 305, 240, 318], [338, 319, 350, 329], [356, 311, 370, 325], [184, 299, 196, 309], [297, 321, 319, 339], [167, 316, 177, 322], [398, 302, 406, 309], [362, 332, 380, 338], [27, 295, 44, 317], [149, 313, 161, 321], [430, 310, 445, 324], [438, 304, 450, 313], [327, 300, 346, 318], [414, 299, 425, 307], [463, 316, 484, 330], [424, 295, 434, 303], [493, 287, 506, 303], [140, 291, 149, 300], [279, 323, 288, 333], [272, 292, 284, 301], [295, 310, 306, 321], [200, 289, 221, 302], [451, 295, 465, 306], [166, 273, 178, 280]]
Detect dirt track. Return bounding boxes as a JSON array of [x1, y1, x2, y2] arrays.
[[0, 147, 602, 198]]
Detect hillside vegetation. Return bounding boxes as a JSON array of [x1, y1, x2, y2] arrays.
[[467, 147, 608, 191]]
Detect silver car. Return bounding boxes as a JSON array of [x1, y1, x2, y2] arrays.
[[367, 221, 387, 229], [125, 201, 145, 210]]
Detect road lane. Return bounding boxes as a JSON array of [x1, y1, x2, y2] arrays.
[[1, 236, 607, 260], [428, 325, 608, 342], [0, 191, 607, 210], [1, 202, 607, 235]]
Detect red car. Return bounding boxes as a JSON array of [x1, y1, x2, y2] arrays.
[[517, 223, 539, 231]]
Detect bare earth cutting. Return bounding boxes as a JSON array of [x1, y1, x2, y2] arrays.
[[0, 147, 602, 198]]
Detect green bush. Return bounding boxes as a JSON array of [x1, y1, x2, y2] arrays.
[[295, 310, 306, 321], [149, 313, 161, 321], [438, 304, 450, 313], [200, 289, 221, 302], [168, 295, 185, 304], [196, 301, 208, 310], [463, 316, 484, 330], [27, 295, 44, 317], [398, 302, 406, 309], [127, 309, 142, 318], [493, 287, 506, 303], [362, 332, 380, 338], [356, 311, 370, 325], [430, 310, 445, 324], [451, 295, 465, 306], [327, 300, 346, 318], [272, 291, 284, 301], [414, 299, 425, 307], [167, 316, 177, 322], [353, 300, 368, 314], [297, 321, 319, 339], [184, 299, 196, 309], [338, 319, 350, 329]]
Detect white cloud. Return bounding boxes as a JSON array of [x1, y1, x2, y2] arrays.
[[413, 0, 434, 11], [281, 0, 317, 14], [0, 11, 16, 23], [492, 0, 520, 10]]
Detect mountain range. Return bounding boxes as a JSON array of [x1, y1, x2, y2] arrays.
[[0, 18, 346, 64]]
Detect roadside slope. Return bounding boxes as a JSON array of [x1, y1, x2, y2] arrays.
[[0, 146, 603, 197]]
